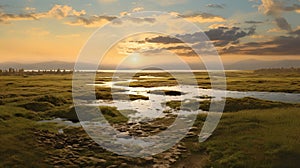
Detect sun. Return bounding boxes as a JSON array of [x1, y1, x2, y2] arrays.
[[128, 53, 140, 65], [131, 54, 139, 63]]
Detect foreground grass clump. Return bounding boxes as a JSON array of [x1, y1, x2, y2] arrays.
[[202, 97, 295, 112], [20, 102, 55, 112], [166, 97, 296, 112], [0, 106, 52, 167], [34, 95, 68, 106], [196, 107, 300, 168], [54, 105, 128, 124]]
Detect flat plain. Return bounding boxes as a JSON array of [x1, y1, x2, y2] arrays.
[[0, 70, 299, 167]]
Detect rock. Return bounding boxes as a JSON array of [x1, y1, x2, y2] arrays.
[[186, 132, 197, 137], [159, 126, 168, 130], [116, 132, 130, 139], [144, 156, 153, 162], [88, 157, 107, 164], [177, 144, 186, 150], [119, 126, 128, 132], [169, 158, 177, 164], [135, 130, 143, 134], [189, 126, 198, 132], [150, 128, 160, 134]]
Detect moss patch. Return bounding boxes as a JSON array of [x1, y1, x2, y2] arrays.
[[20, 102, 54, 112]]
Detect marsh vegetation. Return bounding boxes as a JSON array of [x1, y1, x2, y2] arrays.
[[0, 70, 299, 167]]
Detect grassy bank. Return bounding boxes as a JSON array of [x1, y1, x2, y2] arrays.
[[178, 107, 300, 168]]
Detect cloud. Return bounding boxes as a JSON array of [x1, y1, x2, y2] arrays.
[[132, 7, 144, 12], [180, 12, 226, 23], [145, 26, 256, 46], [250, 35, 265, 39], [275, 17, 292, 31], [282, 3, 300, 13], [258, 0, 300, 31], [145, 36, 183, 44], [222, 28, 300, 55], [267, 28, 284, 33], [134, 26, 256, 57], [245, 20, 264, 24], [66, 15, 156, 27], [206, 4, 225, 9], [204, 26, 256, 46], [47, 4, 86, 18], [290, 28, 300, 36], [0, 4, 86, 24], [65, 15, 116, 27], [24, 7, 36, 12], [0, 12, 38, 23], [0, 4, 154, 27]]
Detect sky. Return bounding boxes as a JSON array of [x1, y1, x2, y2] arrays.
[[0, 0, 300, 68]]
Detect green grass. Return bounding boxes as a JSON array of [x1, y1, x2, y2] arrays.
[[0, 72, 300, 167], [166, 97, 298, 112], [51, 105, 129, 124], [0, 106, 57, 167], [197, 107, 300, 168]]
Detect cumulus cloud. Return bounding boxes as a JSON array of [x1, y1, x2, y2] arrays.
[[258, 0, 300, 31], [0, 4, 86, 24], [0, 4, 156, 27], [47, 4, 86, 18]]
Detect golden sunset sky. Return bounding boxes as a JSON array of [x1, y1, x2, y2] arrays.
[[0, 0, 300, 68]]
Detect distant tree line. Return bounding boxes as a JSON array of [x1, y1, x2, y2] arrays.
[[0, 68, 73, 76], [254, 67, 300, 74]]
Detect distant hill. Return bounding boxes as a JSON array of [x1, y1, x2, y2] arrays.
[[0, 59, 299, 70], [225, 59, 300, 70]]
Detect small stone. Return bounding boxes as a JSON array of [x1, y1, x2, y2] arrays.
[[169, 158, 177, 163], [116, 132, 130, 139], [144, 156, 153, 162]]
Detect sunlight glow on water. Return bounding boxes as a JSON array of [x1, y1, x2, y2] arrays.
[[86, 75, 300, 122]]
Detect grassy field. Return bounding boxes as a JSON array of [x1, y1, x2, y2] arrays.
[[0, 70, 299, 167], [112, 70, 300, 93]]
